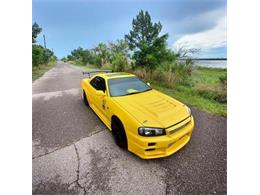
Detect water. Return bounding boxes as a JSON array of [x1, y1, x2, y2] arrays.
[[193, 60, 227, 69]]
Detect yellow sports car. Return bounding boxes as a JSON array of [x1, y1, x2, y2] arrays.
[[81, 70, 194, 159]]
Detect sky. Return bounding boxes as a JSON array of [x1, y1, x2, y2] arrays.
[[32, 0, 227, 59]]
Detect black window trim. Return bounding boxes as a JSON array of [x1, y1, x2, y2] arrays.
[[90, 76, 106, 92]]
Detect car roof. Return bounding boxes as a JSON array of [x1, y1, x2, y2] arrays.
[[94, 72, 136, 79]]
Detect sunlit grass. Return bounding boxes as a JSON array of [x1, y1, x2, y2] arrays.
[[151, 67, 227, 116], [152, 84, 227, 116]]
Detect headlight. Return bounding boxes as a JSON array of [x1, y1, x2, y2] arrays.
[[138, 127, 166, 136], [185, 105, 191, 115]]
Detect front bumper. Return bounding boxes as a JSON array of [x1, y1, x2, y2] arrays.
[[128, 116, 195, 159]]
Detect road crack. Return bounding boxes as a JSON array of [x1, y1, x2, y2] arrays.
[[73, 143, 87, 195], [32, 129, 105, 160]]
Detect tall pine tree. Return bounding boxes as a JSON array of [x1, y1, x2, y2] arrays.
[[125, 10, 169, 71]]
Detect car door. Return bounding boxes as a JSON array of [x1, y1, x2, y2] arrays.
[[88, 76, 98, 106], [89, 76, 110, 124]]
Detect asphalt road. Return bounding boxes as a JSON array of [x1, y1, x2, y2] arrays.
[[32, 62, 227, 194]]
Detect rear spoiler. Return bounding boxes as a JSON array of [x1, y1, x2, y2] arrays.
[[82, 70, 113, 78]]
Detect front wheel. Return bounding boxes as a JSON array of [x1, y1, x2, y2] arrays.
[[112, 120, 127, 149]]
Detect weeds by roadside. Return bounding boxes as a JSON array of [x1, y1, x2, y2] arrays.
[[151, 67, 226, 116], [32, 60, 56, 81]]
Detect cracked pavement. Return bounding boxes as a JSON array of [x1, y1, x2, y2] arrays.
[[32, 62, 227, 194]]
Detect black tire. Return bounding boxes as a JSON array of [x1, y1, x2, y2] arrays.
[[111, 119, 127, 149], [82, 90, 89, 106]]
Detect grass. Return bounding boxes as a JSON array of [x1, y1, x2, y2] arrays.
[[32, 60, 56, 81], [71, 62, 227, 116], [153, 84, 227, 116], [152, 67, 227, 116], [192, 66, 227, 85]]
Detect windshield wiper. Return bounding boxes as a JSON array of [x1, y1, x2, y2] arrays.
[[114, 92, 140, 97], [127, 91, 142, 95], [127, 88, 152, 96], [114, 88, 152, 97]]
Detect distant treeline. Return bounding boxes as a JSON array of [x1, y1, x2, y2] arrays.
[[32, 22, 57, 67]]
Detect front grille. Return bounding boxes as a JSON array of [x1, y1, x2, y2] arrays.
[[169, 121, 189, 135]]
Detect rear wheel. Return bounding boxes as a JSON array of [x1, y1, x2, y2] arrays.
[[82, 89, 89, 106], [112, 119, 127, 149]]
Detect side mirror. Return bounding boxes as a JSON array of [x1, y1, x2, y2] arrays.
[[147, 82, 151, 86], [96, 90, 106, 96]]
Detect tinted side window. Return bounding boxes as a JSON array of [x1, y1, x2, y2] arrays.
[[90, 76, 106, 92], [99, 77, 106, 92], [90, 77, 98, 89]]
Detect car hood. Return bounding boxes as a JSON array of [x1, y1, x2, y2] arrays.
[[113, 89, 190, 128]]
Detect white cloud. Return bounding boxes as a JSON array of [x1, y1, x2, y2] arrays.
[[173, 14, 226, 50]]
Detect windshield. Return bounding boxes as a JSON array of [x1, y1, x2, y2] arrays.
[[108, 77, 152, 97]]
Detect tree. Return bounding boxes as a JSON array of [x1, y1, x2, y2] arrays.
[[109, 40, 129, 57], [81, 49, 96, 65], [125, 10, 169, 71], [32, 45, 45, 67], [32, 22, 57, 67], [32, 22, 42, 43], [109, 40, 130, 71], [94, 43, 110, 68], [111, 53, 128, 71], [32, 45, 55, 67], [61, 57, 67, 62], [71, 47, 84, 60], [68, 47, 96, 65]]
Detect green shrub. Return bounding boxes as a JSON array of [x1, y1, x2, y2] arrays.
[[32, 45, 45, 67], [196, 84, 227, 103], [111, 53, 128, 71], [32, 45, 56, 67], [149, 59, 194, 87]]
